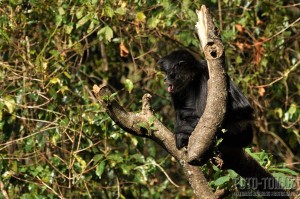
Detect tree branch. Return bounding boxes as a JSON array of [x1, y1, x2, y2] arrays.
[[187, 5, 227, 164], [92, 85, 216, 199]]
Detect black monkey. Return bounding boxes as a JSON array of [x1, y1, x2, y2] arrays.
[[158, 50, 253, 149]]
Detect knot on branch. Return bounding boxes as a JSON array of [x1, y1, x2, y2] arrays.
[[204, 40, 224, 59], [142, 93, 153, 115]]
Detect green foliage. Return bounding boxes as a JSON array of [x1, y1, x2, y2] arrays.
[[0, 0, 299, 198]]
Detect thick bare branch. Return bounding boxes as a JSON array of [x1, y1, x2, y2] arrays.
[[188, 5, 228, 164], [183, 164, 217, 199]]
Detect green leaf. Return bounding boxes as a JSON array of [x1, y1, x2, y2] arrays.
[[104, 5, 114, 18], [59, 86, 69, 95], [269, 168, 298, 175], [130, 154, 145, 163], [108, 153, 124, 167], [75, 7, 85, 19], [31, 165, 44, 177], [274, 108, 283, 118], [63, 71, 71, 79], [115, 7, 127, 15], [60, 118, 69, 126], [228, 170, 238, 179], [214, 176, 230, 186], [58, 7, 65, 15], [76, 14, 91, 29], [236, 55, 243, 64], [147, 17, 160, 28], [131, 136, 138, 146], [55, 14, 63, 26], [64, 24, 73, 34], [136, 12, 146, 22], [288, 103, 297, 116], [124, 79, 134, 93], [96, 161, 105, 179], [3, 96, 15, 114], [74, 154, 87, 171], [93, 154, 104, 163], [49, 77, 61, 85], [110, 92, 118, 99], [97, 26, 114, 42]]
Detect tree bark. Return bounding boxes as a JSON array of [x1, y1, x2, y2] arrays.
[[187, 5, 227, 165]]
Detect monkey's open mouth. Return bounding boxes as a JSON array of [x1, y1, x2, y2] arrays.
[[167, 84, 174, 93]]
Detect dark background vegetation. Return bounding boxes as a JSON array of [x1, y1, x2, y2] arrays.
[[0, 0, 299, 198]]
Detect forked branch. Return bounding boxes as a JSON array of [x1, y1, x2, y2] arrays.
[[92, 85, 216, 199]]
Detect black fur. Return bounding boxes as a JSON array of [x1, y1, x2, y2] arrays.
[[158, 50, 253, 149]]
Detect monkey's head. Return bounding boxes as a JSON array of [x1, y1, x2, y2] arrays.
[[158, 50, 200, 93]]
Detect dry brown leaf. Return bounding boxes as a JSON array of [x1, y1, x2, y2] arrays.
[[258, 87, 265, 96], [120, 41, 129, 57], [236, 24, 244, 32]]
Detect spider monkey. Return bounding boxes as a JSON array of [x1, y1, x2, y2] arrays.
[[158, 50, 253, 149]]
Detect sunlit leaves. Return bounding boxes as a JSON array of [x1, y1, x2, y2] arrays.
[[74, 154, 87, 172], [212, 176, 230, 187], [283, 103, 298, 123], [96, 161, 105, 179], [104, 5, 114, 18], [98, 26, 114, 42], [136, 12, 146, 23], [2, 96, 15, 114], [76, 13, 92, 29], [49, 77, 61, 85], [115, 7, 127, 15], [147, 17, 160, 28], [124, 79, 134, 93]]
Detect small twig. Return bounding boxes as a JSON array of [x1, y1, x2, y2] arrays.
[[0, 126, 57, 150], [84, 181, 92, 198], [0, 182, 9, 199], [265, 17, 300, 42], [218, 0, 223, 31], [135, 162, 180, 188], [116, 177, 121, 199], [252, 60, 299, 88], [100, 41, 108, 71], [37, 176, 65, 198]]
